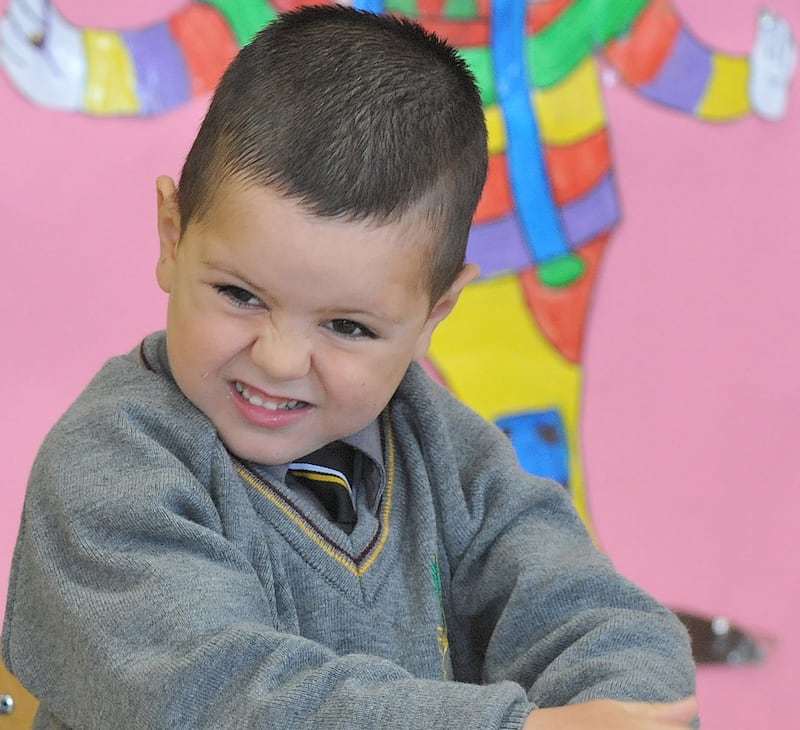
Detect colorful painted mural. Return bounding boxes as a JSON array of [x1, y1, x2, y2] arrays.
[[1, 3, 799, 725], [1, 0, 794, 529]]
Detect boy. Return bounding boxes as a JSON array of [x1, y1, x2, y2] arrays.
[[2, 6, 698, 729]]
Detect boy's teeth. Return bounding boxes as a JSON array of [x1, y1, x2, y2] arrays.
[[235, 382, 304, 410]]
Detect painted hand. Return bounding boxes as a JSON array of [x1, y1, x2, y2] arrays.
[[749, 10, 797, 121], [0, 0, 86, 111]]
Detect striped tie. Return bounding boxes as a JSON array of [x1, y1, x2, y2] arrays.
[[288, 462, 356, 531]]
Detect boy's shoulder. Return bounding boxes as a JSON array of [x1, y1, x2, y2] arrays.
[[393, 361, 557, 507], [394, 362, 515, 461], [58, 331, 198, 421], [395, 361, 480, 423], [37, 331, 221, 479]]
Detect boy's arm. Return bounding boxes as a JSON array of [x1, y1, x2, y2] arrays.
[[419, 374, 696, 715], [3, 369, 533, 729]]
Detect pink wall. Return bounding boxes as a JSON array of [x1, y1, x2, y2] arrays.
[[585, 3, 800, 724], [1, 1, 798, 727]]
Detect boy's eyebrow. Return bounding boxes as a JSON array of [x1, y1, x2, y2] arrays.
[[201, 259, 264, 294], [201, 257, 391, 320]]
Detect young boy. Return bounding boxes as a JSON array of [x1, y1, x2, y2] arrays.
[[3, 6, 698, 729]]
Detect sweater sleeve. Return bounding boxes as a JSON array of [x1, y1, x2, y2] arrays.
[[413, 370, 696, 709], [2, 361, 534, 730]]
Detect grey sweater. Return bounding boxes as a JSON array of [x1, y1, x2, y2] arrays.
[[3, 332, 696, 729]]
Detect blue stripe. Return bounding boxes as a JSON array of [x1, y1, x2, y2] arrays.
[[491, 0, 568, 263], [352, 0, 385, 13]]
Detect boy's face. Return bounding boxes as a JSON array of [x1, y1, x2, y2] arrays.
[[156, 177, 477, 465]]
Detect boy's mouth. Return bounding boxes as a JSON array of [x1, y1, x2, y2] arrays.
[[234, 381, 308, 411]]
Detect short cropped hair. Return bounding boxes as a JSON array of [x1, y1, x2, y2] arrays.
[[177, 4, 488, 302]]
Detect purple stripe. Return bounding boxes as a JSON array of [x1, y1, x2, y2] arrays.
[[122, 23, 190, 116], [560, 173, 620, 248], [466, 214, 533, 277], [467, 181, 621, 276], [639, 29, 712, 114]]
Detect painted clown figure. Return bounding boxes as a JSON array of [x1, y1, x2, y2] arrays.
[[1, 0, 795, 532]]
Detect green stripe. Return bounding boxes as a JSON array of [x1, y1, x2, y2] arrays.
[[443, 0, 479, 20], [199, 0, 277, 46], [429, 558, 442, 596], [457, 46, 495, 105], [385, 0, 419, 17], [526, 0, 650, 89]]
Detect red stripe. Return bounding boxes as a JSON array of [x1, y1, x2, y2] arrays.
[[604, 0, 680, 85], [528, 0, 573, 34], [418, 0, 448, 17], [474, 153, 514, 223], [169, 4, 239, 96], [416, 15, 490, 46], [544, 129, 611, 207]]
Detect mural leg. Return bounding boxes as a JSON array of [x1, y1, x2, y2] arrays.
[[427, 270, 591, 528], [428, 240, 766, 664]]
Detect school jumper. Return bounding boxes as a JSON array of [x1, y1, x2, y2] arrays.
[[3, 331, 696, 729]]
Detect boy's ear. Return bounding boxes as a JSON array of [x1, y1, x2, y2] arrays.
[[155, 175, 181, 294], [413, 263, 480, 361]]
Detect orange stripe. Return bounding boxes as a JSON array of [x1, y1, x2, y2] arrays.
[[416, 16, 490, 46], [474, 153, 514, 223], [170, 4, 239, 97], [527, 0, 573, 34], [418, 0, 447, 17], [544, 129, 611, 206], [273, 0, 335, 12], [604, 0, 680, 86], [520, 233, 610, 362]]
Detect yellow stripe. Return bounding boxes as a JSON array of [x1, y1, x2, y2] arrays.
[[485, 104, 507, 155], [237, 418, 395, 577], [357, 419, 394, 575], [84, 30, 140, 115], [290, 470, 350, 491], [532, 56, 606, 146], [237, 466, 359, 573], [696, 54, 750, 121]]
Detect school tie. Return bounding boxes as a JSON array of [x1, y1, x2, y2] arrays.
[[287, 462, 357, 532]]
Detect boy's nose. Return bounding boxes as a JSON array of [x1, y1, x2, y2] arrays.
[[250, 322, 312, 380]]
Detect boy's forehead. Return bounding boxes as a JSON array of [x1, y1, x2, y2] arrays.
[[199, 178, 438, 249], [191, 179, 436, 294]]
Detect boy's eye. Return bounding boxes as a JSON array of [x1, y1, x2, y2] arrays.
[[215, 285, 263, 307], [326, 319, 376, 339]]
